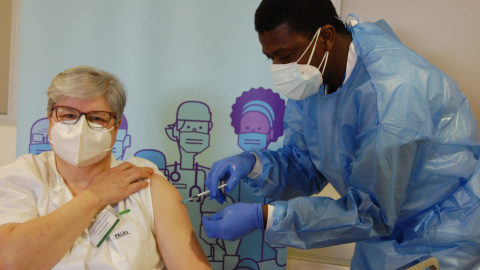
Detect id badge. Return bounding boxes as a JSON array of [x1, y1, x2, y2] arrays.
[[89, 207, 120, 247]]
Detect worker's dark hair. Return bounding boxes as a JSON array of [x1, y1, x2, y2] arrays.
[[254, 0, 349, 38]]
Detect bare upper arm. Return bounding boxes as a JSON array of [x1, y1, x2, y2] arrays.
[[150, 174, 210, 269]]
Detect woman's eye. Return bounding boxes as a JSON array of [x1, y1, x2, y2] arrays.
[[88, 116, 106, 123], [62, 114, 76, 119]]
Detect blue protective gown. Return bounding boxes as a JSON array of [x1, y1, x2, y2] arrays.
[[246, 20, 480, 269]]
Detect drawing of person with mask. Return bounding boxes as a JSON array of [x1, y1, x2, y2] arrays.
[[231, 87, 285, 152], [28, 117, 52, 155], [111, 114, 131, 160], [164, 101, 213, 199], [228, 87, 288, 269], [164, 101, 223, 264]]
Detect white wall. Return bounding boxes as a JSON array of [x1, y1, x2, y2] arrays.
[[0, 0, 12, 115], [1, 0, 479, 268], [0, 123, 16, 167], [0, 0, 18, 167], [342, 0, 480, 121]]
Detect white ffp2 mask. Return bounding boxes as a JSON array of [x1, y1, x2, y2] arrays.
[[50, 116, 113, 167], [271, 27, 329, 100]]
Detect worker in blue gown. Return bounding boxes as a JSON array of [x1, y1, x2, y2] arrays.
[[201, 0, 480, 269]]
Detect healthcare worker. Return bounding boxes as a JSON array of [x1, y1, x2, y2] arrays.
[[202, 0, 480, 269]]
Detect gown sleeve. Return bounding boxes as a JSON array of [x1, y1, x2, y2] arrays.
[[265, 122, 421, 249], [244, 98, 329, 200]]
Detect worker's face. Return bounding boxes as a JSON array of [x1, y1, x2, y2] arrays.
[[259, 23, 326, 67]]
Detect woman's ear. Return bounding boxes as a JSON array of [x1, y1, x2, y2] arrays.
[[115, 118, 122, 132]]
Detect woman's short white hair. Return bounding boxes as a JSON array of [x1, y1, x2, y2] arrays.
[[47, 65, 127, 126]]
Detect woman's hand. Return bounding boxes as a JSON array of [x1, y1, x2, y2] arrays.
[[85, 162, 154, 208]]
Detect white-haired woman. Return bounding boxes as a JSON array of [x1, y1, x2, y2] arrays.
[[0, 66, 211, 269]]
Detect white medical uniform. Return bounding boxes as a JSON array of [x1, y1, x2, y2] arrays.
[[0, 151, 165, 270]]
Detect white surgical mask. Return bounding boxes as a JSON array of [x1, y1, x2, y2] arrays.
[[271, 27, 329, 100], [50, 116, 113, 167]]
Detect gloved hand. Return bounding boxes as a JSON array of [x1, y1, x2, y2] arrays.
[[202, 203, 264, 241], [206, 152, 256, 203]]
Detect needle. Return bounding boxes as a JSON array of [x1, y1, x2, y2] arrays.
[[181, 183, 228, 203]]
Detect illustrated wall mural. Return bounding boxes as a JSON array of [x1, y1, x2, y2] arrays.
[[132, 87, 287, 269], [132, 88, 287, 269]]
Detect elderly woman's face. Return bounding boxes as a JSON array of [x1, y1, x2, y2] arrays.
[[48, 95, 119, 151]]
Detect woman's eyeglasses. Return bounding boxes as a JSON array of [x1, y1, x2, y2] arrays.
[[52, 105, 116, 129]]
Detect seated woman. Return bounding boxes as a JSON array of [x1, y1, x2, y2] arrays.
[[0, 66, 211, 269]]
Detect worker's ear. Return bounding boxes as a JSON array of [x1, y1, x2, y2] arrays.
[[320, 25, 335, 51]]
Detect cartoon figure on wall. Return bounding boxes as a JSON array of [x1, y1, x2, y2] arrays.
[[29, 118, 52, 155], [230, 87, 285, 152], [164, 101, 213, 197], [134, 149, 169, 178], [229, 87, 287, 269], [163, 101, 242, 269], [112, 115, 131, 160]]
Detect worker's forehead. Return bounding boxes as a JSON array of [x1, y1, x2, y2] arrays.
[[259, 23, 308, 55]]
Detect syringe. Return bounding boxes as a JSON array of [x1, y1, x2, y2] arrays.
[[181, 183, 228, 203]]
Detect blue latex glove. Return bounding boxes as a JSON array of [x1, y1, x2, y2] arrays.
[[206, 152, 256, 203], [202, 203, 264, 241]]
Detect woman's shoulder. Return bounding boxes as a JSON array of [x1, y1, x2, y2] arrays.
[[116, 156, 158, 170], [115, 156, 175, 199], [0, 152, 55, 177], [0, 152, 56, 190]]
